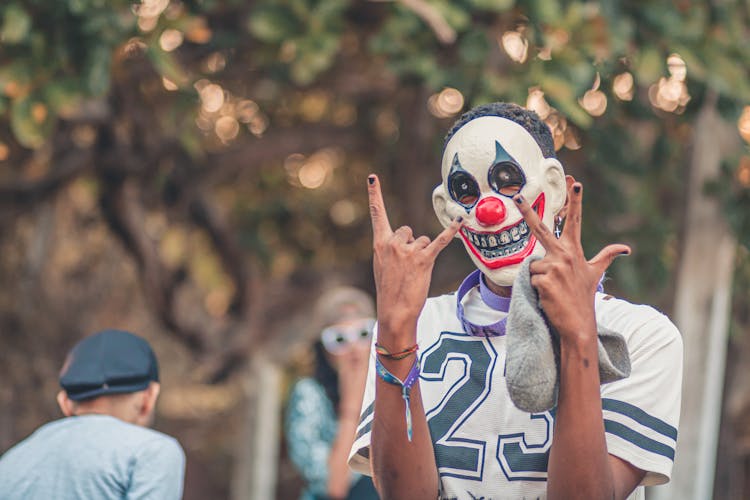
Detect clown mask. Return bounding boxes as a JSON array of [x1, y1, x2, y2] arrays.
[[432, 116, 567, 287]]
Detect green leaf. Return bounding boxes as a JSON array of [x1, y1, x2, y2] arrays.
[[0, 61, 32, 94], [1, 4, 31, 44], [459, 31, 489, 65], [541, 75, 593, 127], [434, 1, 470, 32], [85, 45, 112, 96], [468, 0, 515, 12], [247, 6, 299, 44], [10, 97, 53, 149], [43, 80, 82, 114], [633, 47, 664, 86]]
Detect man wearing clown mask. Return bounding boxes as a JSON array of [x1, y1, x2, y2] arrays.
[[349, 103, 683, 499]]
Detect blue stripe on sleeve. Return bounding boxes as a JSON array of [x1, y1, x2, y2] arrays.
[[604, 420, 675, 460], [602, 398, 677, 440], [355, 402, 374, 440]]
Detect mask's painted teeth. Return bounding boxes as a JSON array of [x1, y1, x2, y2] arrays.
[[461, 220, 532, 260]]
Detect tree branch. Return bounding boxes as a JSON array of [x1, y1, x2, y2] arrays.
[[371, 0, 457, 44]]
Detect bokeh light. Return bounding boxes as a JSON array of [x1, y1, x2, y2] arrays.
[[526, 88, 576, 151], [248, 114, 268, 137], [526, 87, 551, 119], [236, 100, 259, 123], [427, 88, 464, 118], [329, 199, 359, 226], [649, 53, 690, 113], [204, 52, 226, 73], [185, 17, 212, 44], [0, 142, 9, 161], [162, 77, 178, 91], [200, 83, 225, 113], [215, 116, 240, 143], [285, 149, 343, 189], [580, 73, 607, 117], [613, 72, 634, 101], [133, 0, 169, 18], [71, 125, 97, 148], [159, 29, 184, 52], [500, 31, 528, 63], [738, 156, 750, 187], [738, 106, 750, 144], [31, 103, 48, 124], [300, 91, 330, 122]]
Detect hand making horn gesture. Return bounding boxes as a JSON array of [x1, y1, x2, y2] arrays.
[[367, 175, 462, 346], [512, 177, 631, 340]]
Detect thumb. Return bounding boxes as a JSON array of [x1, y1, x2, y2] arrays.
[[589, 244, 631, 275]]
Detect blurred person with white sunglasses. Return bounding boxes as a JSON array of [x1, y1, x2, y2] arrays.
[[284, 286, 380, 500]]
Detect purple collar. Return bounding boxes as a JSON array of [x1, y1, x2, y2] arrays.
[[456, 268, 607, 337], [456, 270, 511, 337]]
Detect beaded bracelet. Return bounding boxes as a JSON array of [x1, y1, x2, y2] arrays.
[[374, 342, 419, 360], [375, 356, 420, 441]]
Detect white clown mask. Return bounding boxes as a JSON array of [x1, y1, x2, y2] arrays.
[[432, 116, 567, 287]]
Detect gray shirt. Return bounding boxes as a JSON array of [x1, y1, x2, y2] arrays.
[[0, 415, 185, 499]]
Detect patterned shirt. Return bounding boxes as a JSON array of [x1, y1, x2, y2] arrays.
[[349, 287, 683, 500]]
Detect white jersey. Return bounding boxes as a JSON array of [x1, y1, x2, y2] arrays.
[[349, 286, 683, 500]]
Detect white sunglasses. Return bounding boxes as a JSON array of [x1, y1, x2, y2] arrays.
[[321, 318, 376, 354]]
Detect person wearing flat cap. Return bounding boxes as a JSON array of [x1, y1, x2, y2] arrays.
[[0, 329, 185, 499]]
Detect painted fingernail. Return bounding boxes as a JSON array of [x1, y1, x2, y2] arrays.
[[620, 249, 631, 255], [514, 194, 524, 204], [368, 175, 375, 185], [455, 216, 463, 223], [573, 184, 581, 193]]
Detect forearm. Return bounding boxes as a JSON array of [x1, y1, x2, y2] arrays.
[[547, 327, 613, 499], [371, 332, 438, 500], [327, 414, 360, 499]]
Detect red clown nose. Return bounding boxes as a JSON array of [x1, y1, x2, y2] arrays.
[[475, 197, 507, 226]]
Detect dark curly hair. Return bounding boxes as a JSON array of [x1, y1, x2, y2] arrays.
[[443, 102, 556, 159]]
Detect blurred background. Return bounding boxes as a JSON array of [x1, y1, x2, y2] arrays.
[[0, 0, 749, 498]]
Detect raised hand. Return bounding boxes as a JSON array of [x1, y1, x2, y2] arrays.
[[512, 177, 631, 340], [367, 174, 461, 347]]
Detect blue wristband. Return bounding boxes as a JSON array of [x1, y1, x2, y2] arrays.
[[375, 356, 420, 441]]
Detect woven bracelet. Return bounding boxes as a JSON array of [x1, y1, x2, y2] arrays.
[[375, 356, 420, 441], [375, 342, 418, 360]]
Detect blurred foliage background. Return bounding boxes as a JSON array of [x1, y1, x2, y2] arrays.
[[1, 0, 749, 498]]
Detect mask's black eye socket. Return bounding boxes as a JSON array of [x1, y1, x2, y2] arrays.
[[489, 162, 525, 197], [448, 171, 480, 208]]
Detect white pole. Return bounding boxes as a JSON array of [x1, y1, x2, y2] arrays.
[[647, 100, 738, 500], [231, 352, 282, 500]]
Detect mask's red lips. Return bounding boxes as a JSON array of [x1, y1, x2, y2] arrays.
[[459, 193, 545, 269]]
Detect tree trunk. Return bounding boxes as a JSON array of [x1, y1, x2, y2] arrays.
[[648, 97, 740, 499], [230, 353, 283, 500]]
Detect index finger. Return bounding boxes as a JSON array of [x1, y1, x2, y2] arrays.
[[367, 174, 393, 242], [512, 193, 561, 254]]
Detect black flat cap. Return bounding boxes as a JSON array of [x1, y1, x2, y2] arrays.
[[59, 329, 159, 401]]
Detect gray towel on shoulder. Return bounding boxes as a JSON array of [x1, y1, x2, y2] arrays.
[[505, 256, 631, 413]]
